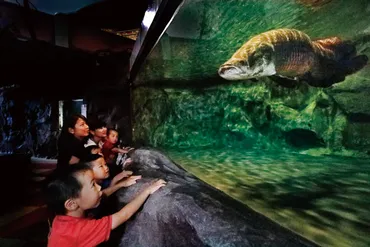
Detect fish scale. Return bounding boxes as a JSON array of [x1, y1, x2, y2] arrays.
[[273, 42, 314, 76]]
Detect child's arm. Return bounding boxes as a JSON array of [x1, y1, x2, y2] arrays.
[[111, 179, 166, 230], [69, 156, 80, 164], [123, 147, 135, 152], [111, 147, 130, 154], [102, 175, 141, 197], [111, 170, 133, 186]]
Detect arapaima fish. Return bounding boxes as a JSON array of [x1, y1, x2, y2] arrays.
[[218, 28, 368, 87]]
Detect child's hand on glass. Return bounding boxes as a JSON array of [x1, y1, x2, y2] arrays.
[[119, 175, 142, 187], [116, 170, 133, 180], [122, 147, 135, 152], [122, 158, 133, 169], [145, 179, 166, 194]]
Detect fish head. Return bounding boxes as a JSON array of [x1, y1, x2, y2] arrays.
[[218, 44, 276, 80]]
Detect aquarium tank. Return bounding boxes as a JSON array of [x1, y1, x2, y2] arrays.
[[130, 0, 370, 246]]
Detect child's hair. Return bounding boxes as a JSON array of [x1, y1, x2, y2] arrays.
[[88, 118, 106, 131], [84, 145, 101, 155], [84, 153, 104, 165], [45, 164, 92, 215], [107, 128, 119, 137]]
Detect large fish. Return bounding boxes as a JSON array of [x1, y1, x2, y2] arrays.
[[218, 28, 368, 87]]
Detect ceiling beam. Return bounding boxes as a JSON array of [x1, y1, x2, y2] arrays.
[[128, 0, 184, 84]]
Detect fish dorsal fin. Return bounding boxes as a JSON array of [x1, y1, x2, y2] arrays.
[[312, 37, 343, 48], [313, 37, 358, 60]]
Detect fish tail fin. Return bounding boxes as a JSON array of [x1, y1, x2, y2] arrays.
[[309, 55, 368, 87]]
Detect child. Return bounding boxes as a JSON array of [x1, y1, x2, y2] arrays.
[[84, 153, 139, 218], [84, 145, 102, 156], [85, 153, 138, 197], [46, 164, 165, 247], [84, 145, 130, 189], [85, 118, 107, 148], [102, 128, 134, 173]]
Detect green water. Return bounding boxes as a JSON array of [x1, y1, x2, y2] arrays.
[[133, 0, 370, 153], [137, 0, 370, 83], [164, 148, 370, 247], [132, 1, 370, 245]]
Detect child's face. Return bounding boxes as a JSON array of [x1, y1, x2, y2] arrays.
[[107, 130, 118, 144], [91, 157, 110, 180], [74, 170, 102, 210], [90, 127, 107, 139]]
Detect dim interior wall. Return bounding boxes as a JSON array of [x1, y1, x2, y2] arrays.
[[0, 86, 133, 156], [0, 86, 58, 157], [87, 88, 132, 145]]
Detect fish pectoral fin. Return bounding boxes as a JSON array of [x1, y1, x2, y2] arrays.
[[276, 74, 298, 80], [269, 75, 299, 88], [302, 72, 340, 88]]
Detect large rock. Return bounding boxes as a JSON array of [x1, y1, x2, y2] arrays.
[[116, 149, 318, 247], [326, 73, 370, 152]]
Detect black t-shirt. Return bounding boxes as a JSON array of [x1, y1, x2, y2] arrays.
[[57, 135, 87, 171]]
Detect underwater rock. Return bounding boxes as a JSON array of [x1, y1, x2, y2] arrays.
[[132, 88, 170, 146], [284, 128, 325, 148], [116, 148, 319, 247], [326, 75, 370, 116], [218, 28, 368, 88], [323, 52, 370, 151], [344, 121, 370, 152]]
